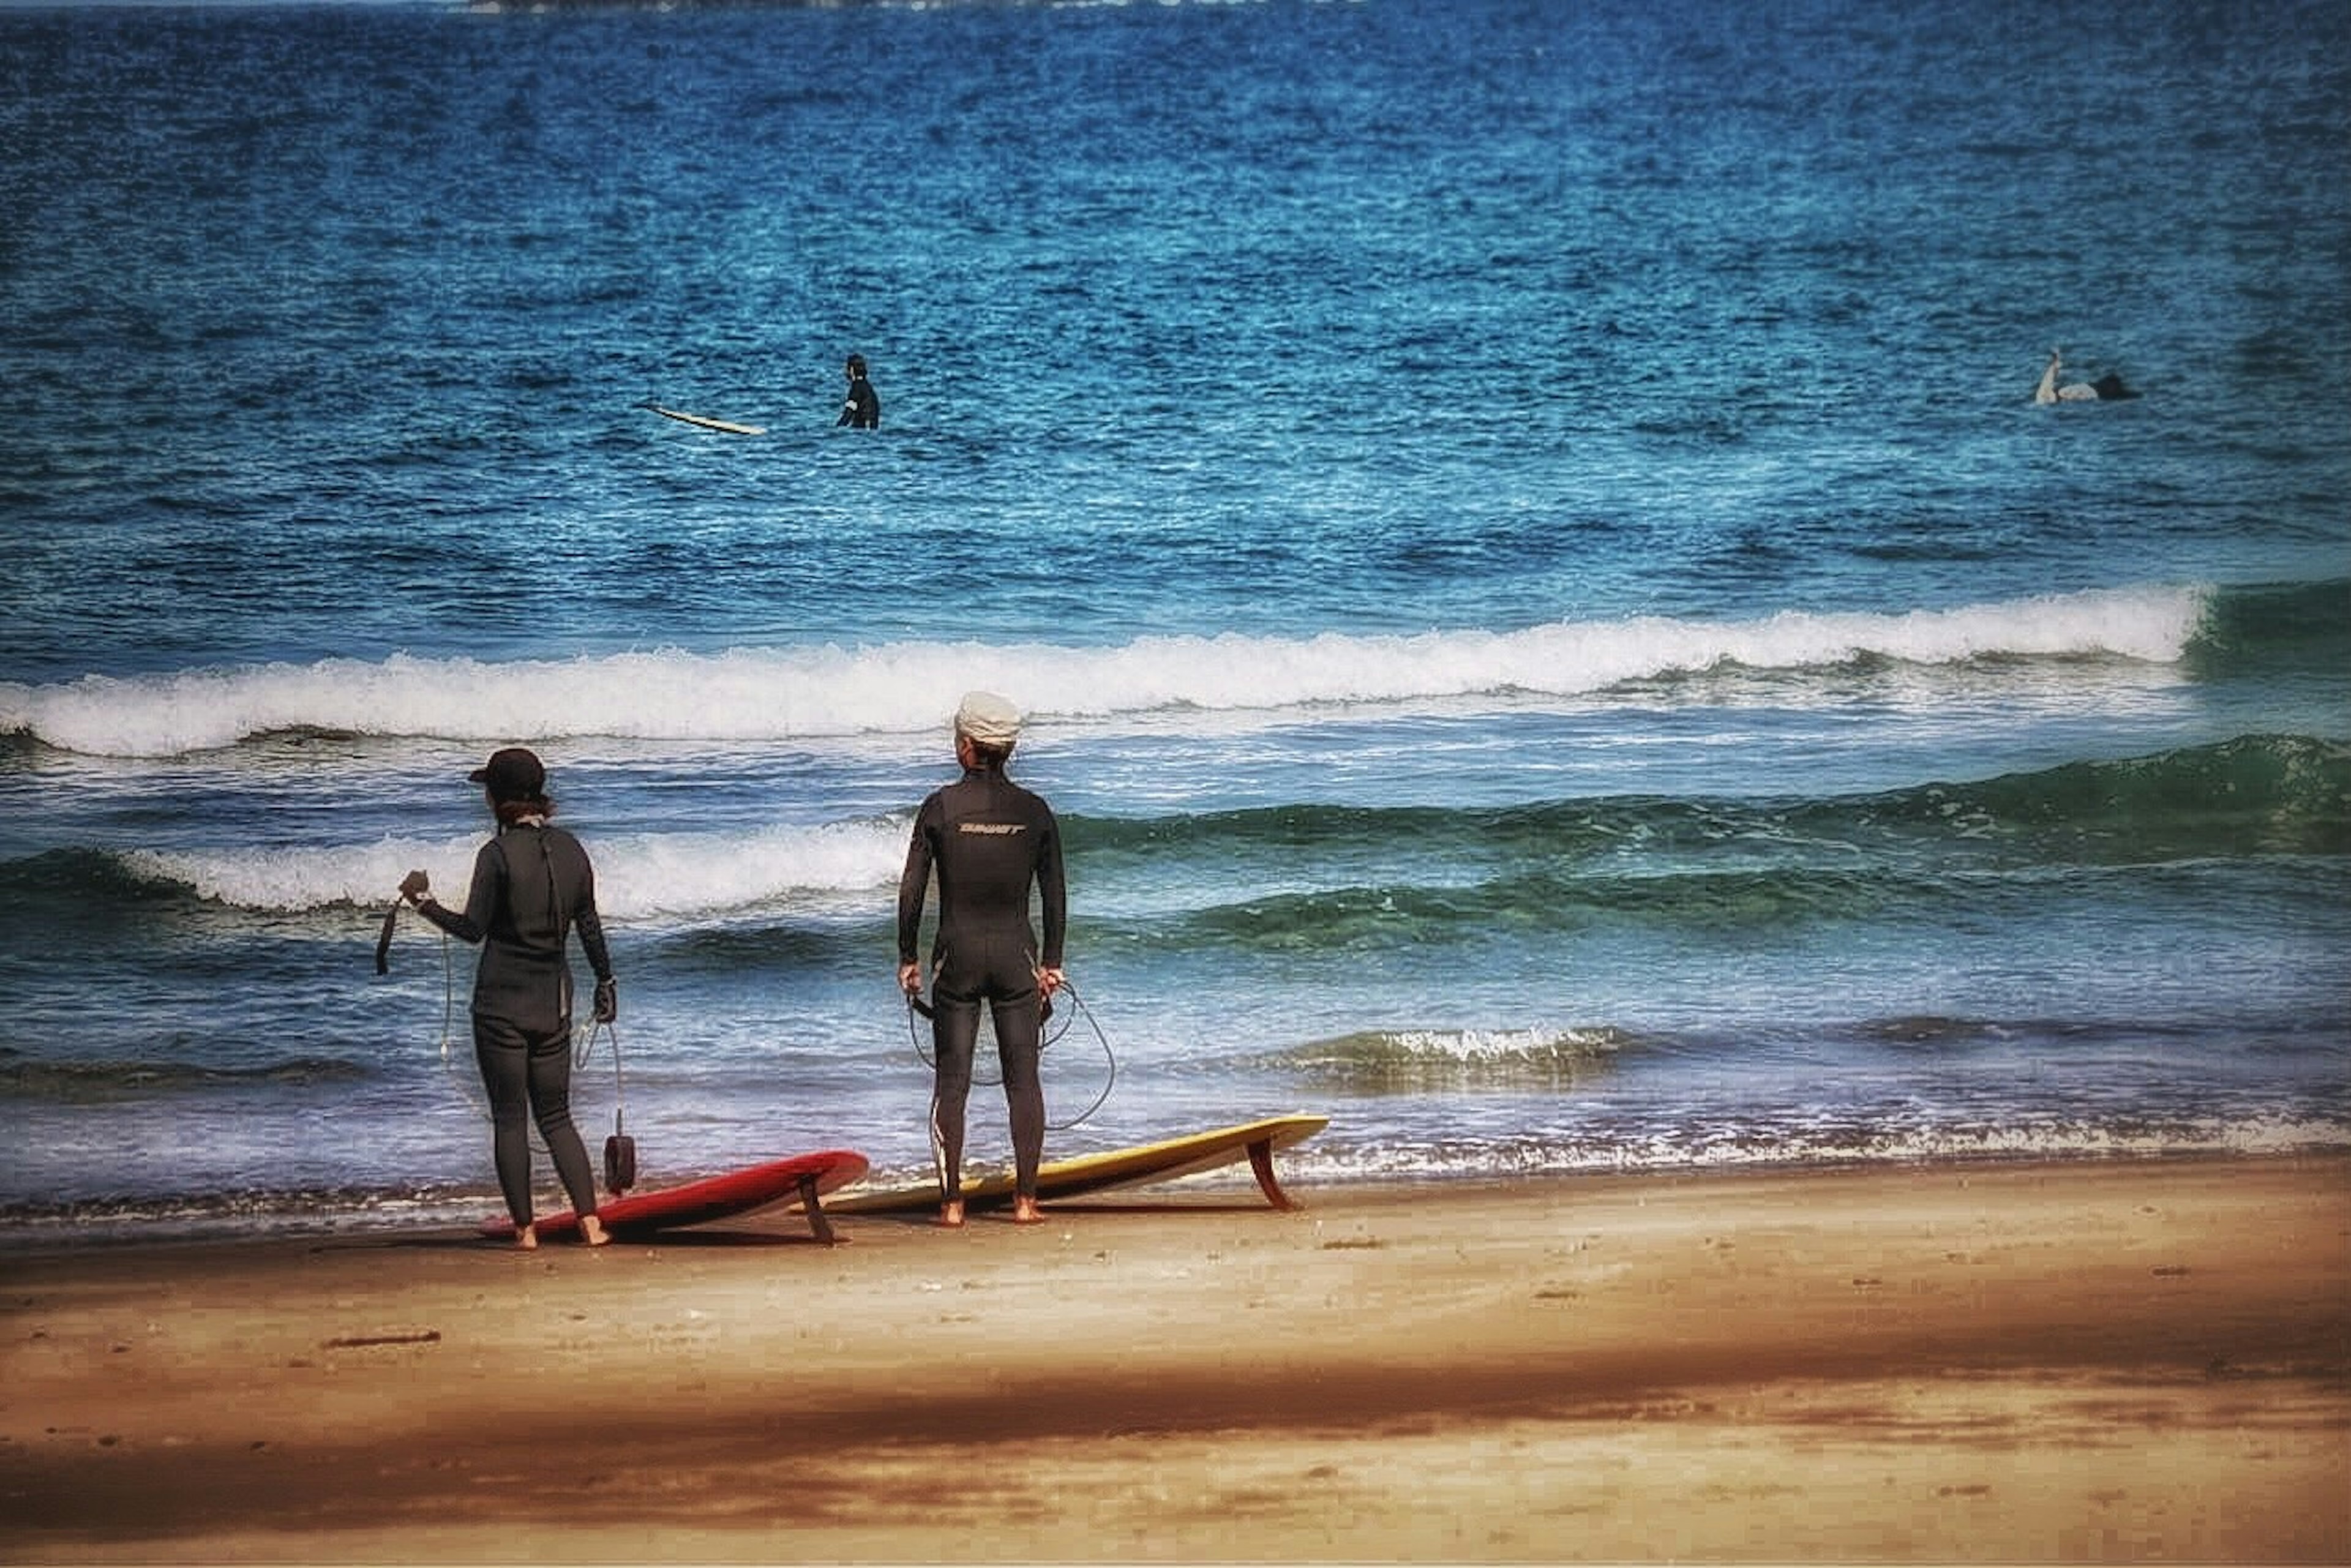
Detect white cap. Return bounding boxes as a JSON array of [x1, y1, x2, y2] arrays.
[[953, 690, 1022, 746]]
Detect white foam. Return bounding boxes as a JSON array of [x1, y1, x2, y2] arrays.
[[125, 817, 909, 918], [1297, 1027, 1628, 1067], [1298, 1116, 2351, 1182], [2, 585, 2208, 759]]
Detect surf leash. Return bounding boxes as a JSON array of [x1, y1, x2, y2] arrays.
[[1043, 979, 1118, 1130], [429, 927, 482, 1120], [368, 898, 476, 1112], [902, 978, 1117, 1132], [366, 895, 481, 1116], [380, 888, 629, 1193], [574, 1017, 636, 1194], [373, 901, 400, 976]]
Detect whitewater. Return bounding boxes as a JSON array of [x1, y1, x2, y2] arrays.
[[4, 585, 2207, 757]]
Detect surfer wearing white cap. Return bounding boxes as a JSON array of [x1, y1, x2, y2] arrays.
[[897, 692, 1068, 1227]]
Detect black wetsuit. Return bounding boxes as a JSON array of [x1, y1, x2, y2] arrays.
[[897, 765, 1066, 1201], [417, 822, 613, 1226], [838, 375, 880, 429]]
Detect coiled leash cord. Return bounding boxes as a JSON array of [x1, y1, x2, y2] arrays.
[[377, 902, 631, 1180], [904, 977, 1119, 1132]]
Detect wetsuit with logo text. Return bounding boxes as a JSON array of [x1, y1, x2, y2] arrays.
[[897, 766, 1066, 1201]]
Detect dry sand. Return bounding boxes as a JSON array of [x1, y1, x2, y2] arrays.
[[2, 1154, 2344, 1564]]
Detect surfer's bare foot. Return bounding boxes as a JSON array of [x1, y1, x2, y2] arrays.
[[1011, 1196, 1043, 1225], [513, 1223, 539, 1251], [580, 1215, 610, 1247], [938, 1199, 966, 1229]]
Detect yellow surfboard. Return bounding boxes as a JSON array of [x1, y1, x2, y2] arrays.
[[827, 1114, 1330, 1216]]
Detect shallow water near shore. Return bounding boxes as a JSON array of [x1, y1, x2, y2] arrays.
[[2, 0, 2346, 1237]]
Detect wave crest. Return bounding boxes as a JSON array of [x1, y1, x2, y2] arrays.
[[1, 585, 2208, 757], [1272, 1027, 1635, 1087], [14, 734, 2338, 928], [27, 820, 909, 920]]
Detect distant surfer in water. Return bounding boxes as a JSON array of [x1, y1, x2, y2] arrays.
[[2034, 348, 2138, 403], [898, 692, 1067, 1228], [401, 748, 618, 1250], [838, 353, 881, 429]]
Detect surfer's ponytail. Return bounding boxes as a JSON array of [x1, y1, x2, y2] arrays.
[[494, 795, 556, 826]]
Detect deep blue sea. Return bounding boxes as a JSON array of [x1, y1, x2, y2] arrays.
[[2, 0, 2345, 1239]]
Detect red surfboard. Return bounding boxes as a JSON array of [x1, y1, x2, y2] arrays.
[[479, 1149, 869, 1245]]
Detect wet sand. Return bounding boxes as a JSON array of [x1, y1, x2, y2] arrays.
[[3, 1155, 2345, 1563]]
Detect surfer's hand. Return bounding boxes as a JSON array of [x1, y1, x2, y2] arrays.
[[593, 977, 618, 1023], [398, 870, 429, 903], [898, 961, 923, 998], [1037, 966, 1065, 1000]]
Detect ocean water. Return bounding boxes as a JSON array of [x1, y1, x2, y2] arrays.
[[2, 0, 2345, 1239]]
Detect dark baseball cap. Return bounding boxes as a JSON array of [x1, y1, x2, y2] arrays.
[[468, 747, 547, 801]]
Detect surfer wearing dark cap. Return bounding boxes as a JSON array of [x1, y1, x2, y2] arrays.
[[897, 692, 1067, 1227], [838, 353, 881, 429], [400, 748, 618, 1250]]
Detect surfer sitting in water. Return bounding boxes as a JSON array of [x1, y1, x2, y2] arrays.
[[898, 692, 1067, 1228], [2034, 348, 2138, 403], [838, 353, 881, 429]]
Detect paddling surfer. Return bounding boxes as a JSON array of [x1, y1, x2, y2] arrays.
[[838, 353, 881, 429], [401, 748, 619, 1250], [897, 692, 1067, 1227]]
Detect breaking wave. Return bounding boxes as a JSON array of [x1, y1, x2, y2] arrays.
[[1, 583, 2211, 758]]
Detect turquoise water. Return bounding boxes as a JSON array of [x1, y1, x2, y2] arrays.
[[2, 0, 2345, 1236]]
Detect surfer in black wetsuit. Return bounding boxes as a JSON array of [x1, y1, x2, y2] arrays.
[[838, 353, 881, 429], [897, 692, 1067, 1228], [400, 748, 618, 1250]]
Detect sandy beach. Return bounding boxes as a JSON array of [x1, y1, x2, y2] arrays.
[[3, 1154, 2344, 1564]]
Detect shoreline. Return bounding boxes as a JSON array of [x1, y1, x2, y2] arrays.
[[4, 1153, 2345, 1562], [4, 1143, 2335, 1254]]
